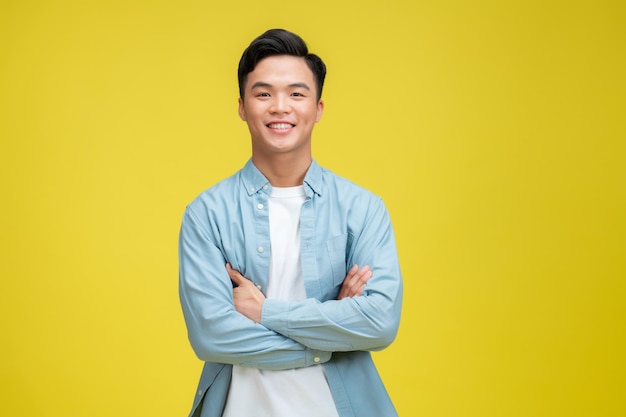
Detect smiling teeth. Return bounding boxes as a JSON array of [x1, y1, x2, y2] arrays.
[[268, 123, 292, 129]]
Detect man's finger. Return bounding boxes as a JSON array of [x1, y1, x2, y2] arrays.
[[337, 264, 373, 299], [343, 264, 360, 287], [347, 264, 359, 277], [226, 263, 247, 286], [348, 266, 372, 294]]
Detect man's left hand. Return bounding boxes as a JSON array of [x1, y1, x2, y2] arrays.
[[227, 263, 265, 323]]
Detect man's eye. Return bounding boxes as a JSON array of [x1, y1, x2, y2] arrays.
[[257, 92, 270, 97], [291, 92, 303, 97]]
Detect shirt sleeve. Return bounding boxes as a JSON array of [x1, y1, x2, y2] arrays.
[[261, 197, 403, 352], [179, 206, 331, 370]]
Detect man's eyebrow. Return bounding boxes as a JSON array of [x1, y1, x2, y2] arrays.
[[289, 82, 311, 90], [250, 81, 311, 90], [250, 81, 272, 89]]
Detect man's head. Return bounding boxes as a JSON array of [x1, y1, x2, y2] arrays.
[[238, 29, 326, 101]]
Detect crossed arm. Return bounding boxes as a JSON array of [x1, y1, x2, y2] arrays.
[[179, 198, 402, 369], [227, 262, 373, 323]]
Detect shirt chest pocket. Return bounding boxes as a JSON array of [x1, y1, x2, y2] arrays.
[[326, 233, 353, 287]]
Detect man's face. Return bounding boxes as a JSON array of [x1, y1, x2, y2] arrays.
[[238, 55, 324, 159]]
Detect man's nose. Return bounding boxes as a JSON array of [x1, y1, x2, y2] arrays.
[[269, 95, 291, 113]]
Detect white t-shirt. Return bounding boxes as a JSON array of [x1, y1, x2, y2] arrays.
[[222, 186, 339, 417]]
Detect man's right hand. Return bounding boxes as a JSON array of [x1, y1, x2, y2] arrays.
[[337, 264, 372, 300]]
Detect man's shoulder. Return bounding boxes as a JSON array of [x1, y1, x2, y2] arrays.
[[318, 165, 381, 201], [186, 168, 243, 210]]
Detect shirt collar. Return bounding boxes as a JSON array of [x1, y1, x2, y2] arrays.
[[303, 159, 323, 197], [241, 158, 323, 197]]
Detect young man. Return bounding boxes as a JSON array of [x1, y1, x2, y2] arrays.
[[179, 29, 403, 417]]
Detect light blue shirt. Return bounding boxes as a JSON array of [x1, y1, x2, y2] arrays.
[[179, 159, 403, 417]]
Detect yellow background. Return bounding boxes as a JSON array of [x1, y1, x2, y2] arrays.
[[1, 1, 624, 416]]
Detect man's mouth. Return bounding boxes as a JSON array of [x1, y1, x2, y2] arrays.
[[267, 123, 294, 129]]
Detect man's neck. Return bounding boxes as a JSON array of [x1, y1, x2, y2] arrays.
[[252, 153, 312, 187]]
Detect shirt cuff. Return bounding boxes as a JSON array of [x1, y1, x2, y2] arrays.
[[262, 299, 331, 365], [261, 298, 291, 335]]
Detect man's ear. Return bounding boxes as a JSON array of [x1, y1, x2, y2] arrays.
[[316, 100, 324, 123], [238, 97, 246, 121]]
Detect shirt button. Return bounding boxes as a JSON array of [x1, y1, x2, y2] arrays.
[[249, 187, 255, 193], [256, 284, 262, 290], [257, 203, 264, 210], [257, 246, 264, 253], [313, 357, 320, 363], [262, 184, 269, 190]]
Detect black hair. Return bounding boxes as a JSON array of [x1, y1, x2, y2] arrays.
[[238, 29, 326, 100]]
